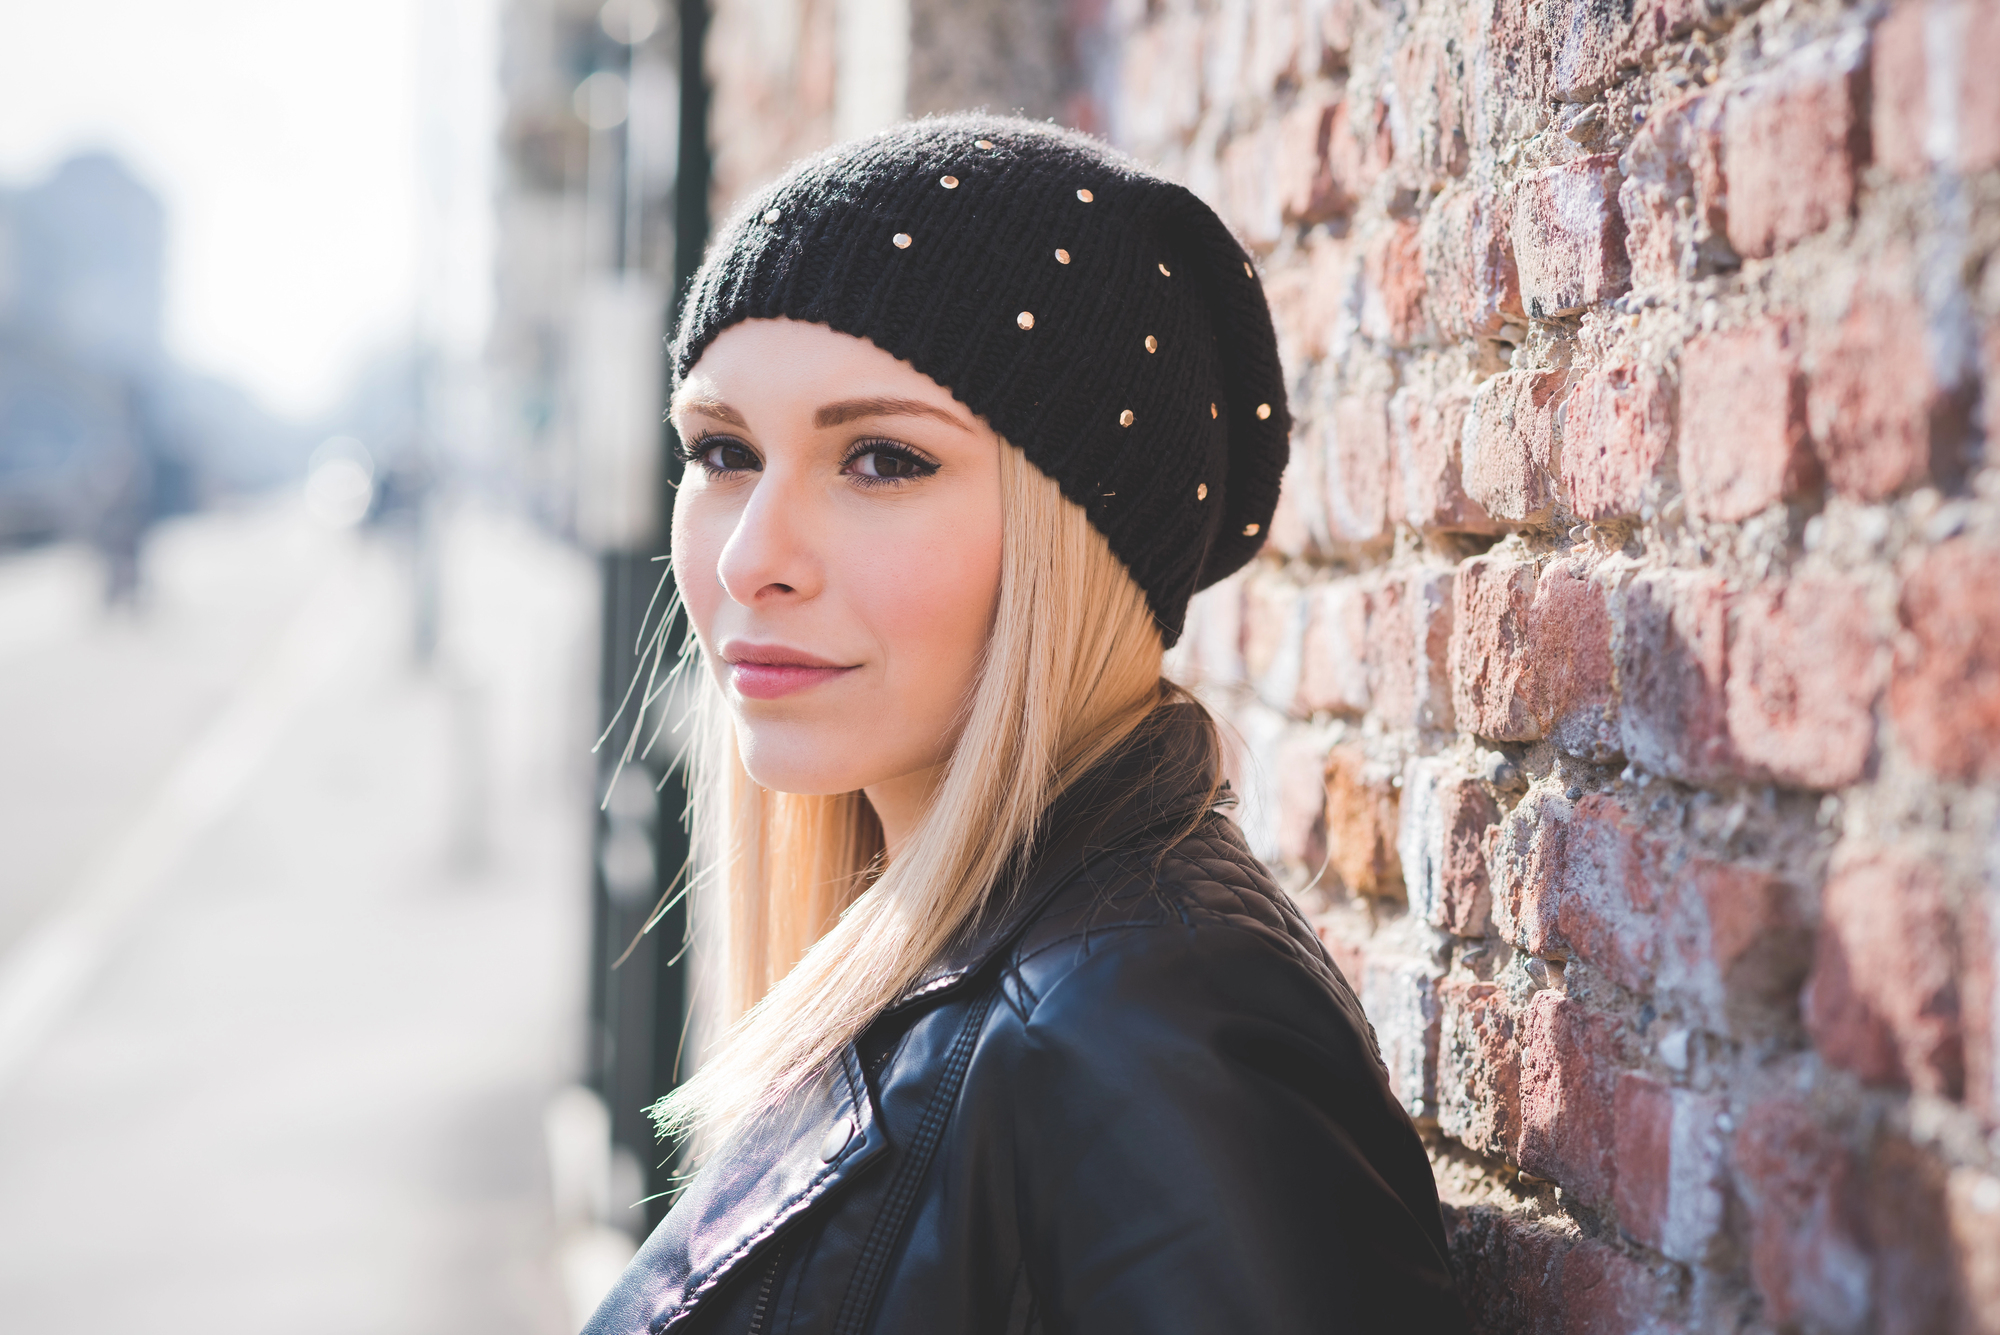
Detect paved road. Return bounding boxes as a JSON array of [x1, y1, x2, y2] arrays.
[[0, 502, 598, 1334]]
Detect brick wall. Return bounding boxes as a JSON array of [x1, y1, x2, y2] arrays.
[[1129, 0, 2000, 1328], [701, 0, 2000, 1327]]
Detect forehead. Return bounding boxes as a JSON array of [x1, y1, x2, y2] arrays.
[[674, 318, 970, 424]]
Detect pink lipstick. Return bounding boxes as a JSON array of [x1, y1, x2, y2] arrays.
[[721, 641, 859, 700]]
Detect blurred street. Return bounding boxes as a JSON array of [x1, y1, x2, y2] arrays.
[[0, 501, 596, 1334]]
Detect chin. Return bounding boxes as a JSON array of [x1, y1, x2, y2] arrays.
[[731, 715, 883, 796]]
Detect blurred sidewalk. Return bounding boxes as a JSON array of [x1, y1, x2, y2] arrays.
[[0, 501, 598, 1334]]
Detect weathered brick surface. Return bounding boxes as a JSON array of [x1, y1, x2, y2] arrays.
[[1391, 374, 1499, 534], [1721, 38, 1868, 259], [1617, 569, 1734, 783], [1805, 850, 1965, 1097], [1678, 319, 1817, 522], [1419, 182, 1521, 340], [1510, 155, 1628, 319], [1518, 991, 1622, 1207], [1809, 285, 1969, 501], [714, 0, 2000, 1323], [1449, 548, 1539, 740], [1560, 364, 1673, 522], [1735, 1096, 1872, 1333], [1323, 742, 1403, 900], [1613, 1073, 1726, 1263], [1463, 369, 1563, 524], [1725, 573, 1884, 789], [1399, 757, 1499, 936], [1891, 539, 2000, 783]]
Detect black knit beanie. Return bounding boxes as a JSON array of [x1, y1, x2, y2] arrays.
[[671, 115, 1291, 646]]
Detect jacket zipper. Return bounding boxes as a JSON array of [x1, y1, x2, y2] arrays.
[[746, 1241, 786, 1335]]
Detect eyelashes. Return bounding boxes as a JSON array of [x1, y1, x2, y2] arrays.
[[680, 433, 940, 485]]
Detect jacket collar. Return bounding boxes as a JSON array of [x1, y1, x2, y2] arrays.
[[886, 698, 1225, 1012]]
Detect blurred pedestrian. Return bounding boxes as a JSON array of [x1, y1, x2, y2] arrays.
[[584, 118, 1468, 1335]]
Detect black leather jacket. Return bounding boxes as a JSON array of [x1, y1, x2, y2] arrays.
[[584, 705, 1468, 1334]]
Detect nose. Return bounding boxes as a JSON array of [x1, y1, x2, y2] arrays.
[[714, 467, 822, 607]]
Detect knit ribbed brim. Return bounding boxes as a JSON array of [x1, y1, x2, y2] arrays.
[[671, 116, 1291, 646]]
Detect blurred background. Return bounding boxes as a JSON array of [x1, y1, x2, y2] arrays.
[[0, 0, 1089, 1330]]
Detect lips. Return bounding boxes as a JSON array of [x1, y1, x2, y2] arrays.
[[721, 641, 859, 700]]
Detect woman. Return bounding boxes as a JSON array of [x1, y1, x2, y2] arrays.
[[585, 117, 1467, 1334]]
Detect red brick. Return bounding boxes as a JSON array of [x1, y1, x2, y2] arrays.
[[1393, 30, 1470, 179], [1240, 571, 1299, 688], [1872, 2, 1930, 178], [1678, 319, 1818, 521], [1559, 363, 1674, 521], [1669, 858, 1804, 1019], [1492, 785, 1799, 1022], [1359, 218, 1430, 345], [1476, 0, 1555, 143], [1523, 556, 1617, 756], [1627, 0, 1705, 65], [1805, 850, 1964, 1097], [1324, 743, 1403, 900], [1735, 1096, 1871, 1334], [1883, 0, 2000, 178], [1808, 287, 1971, 501], [1463, 369, 1564, 524], [1510, 155, 1629, 319], [1864, 1133, 1955, 1335], [1178, 576, 1247, 688], [1721, 40, 1867, 258], [1391, 377, 1502, 534], [1725, 574, 1885, 789], [1891, 540, 2000, 783], [1945, 1168, 2000, 1331], [1273, 732, 1328, 870], [1319, 926, 1369, 998], [1278, 97, 1353, 225], [1613, 1073, 1727, 1262], [1966, 893, 1999, 1125], [1437, 978, 1522, 1158], [1618, 91, 1726, 288], [1546, 0, 1620, 101], [1961, 0, 2000, 172], [1554, 1241, 1678, 1334], [1296, 578, 1370, 715], [1445, 1208, 1678, 1335], [1525, 792, 1659, 990], [1518, 991, 1623, 1207], [1321, 392, 1394, 544], [1399, 757, 1500, 937], [1365, 565, 1456, 732], [1617, 568, 1736, 783], [1222, 117, 1285, 249], [1361, 950, 1443, 1113], [1450, 548, 1541, 740], [1323, 97, 1394, 209], [1420, 182, 1523, 340]]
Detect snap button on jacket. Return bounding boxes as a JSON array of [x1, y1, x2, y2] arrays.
[[583, 705, 1470, 1335]]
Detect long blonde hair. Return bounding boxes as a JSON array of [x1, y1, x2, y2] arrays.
[[647, 445, 1177, 1151]]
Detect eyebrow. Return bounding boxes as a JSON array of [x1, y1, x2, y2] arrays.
[[673, 397, 749, 427], [813, 396, 970, 430]]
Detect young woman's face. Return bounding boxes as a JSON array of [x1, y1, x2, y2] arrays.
[[671, 318, 1006, 800]]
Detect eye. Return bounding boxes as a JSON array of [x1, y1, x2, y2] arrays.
[[686, 435, 760, 475], [843, 442, 938, 482]]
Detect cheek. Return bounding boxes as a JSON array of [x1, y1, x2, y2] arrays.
[[848, 503, 1003, 689], [671, 488, 728, 642]]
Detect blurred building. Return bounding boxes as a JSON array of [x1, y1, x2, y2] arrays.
[[0, 153, 304, 562]]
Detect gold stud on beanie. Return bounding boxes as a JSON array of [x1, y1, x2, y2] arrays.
[[672, 115, 1291, 647]]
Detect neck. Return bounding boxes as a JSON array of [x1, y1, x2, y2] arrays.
[[863, 764, 946, 858]]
